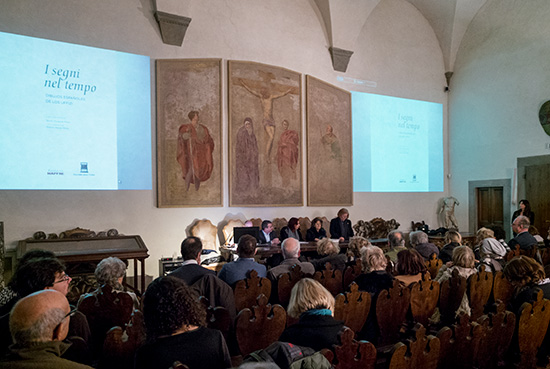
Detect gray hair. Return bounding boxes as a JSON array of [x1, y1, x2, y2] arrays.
[[11, 307, 65, 345], [388, 230, 405, 247], [95, 257, 127, 289], [410, 231, 428, 246]]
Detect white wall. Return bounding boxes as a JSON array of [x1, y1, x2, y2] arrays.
[[449, 0, 550, 234], [0, 0, 448, 278]]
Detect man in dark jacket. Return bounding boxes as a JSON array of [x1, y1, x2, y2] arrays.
[[169, 237, 215, 285]]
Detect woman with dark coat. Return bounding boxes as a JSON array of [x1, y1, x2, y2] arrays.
[[306, 217, 327, 242], [279, 217, 303, 241]]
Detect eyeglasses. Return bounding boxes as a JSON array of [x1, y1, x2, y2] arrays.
[[53, 273, 71, 284]]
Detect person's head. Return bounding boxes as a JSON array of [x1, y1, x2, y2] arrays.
[[287, 278, 335, 319], [10, 290, 72, 346], [188, 110, 199, 122], [143, 276, 206, 341], [180, 236, 203, 261], [325, 125, 333, 134], [347, 236, 370, 259], [519, 199, 531, 213], [396, 249, 427, 276], [262, 220, 274, 234], [288, 217, 300, 231], [95, 257, 127, 289], [528, 225, 540, 236], [504, 256, 545, 288], [316, 238, 340, 256], [337, 208, 349, 221], [8, 249, 56, 289], [512, 215, 530, 234], [388, 230, 405, 248], [12, 257, 69, 297], [237, 234, 257, 258], [244, 117, 253, 133], [444, 230, 462, 244], [488, 225, 506, 241], [311, 217, 322, 231], [361, 246, 387, 273], [475, 227, 494, 244], [452, 246, 476, 268], [281, 238, 300, 259], [282, 120, 289, 130], [409, 231, 428, 247], [244, 220, 253, 227]]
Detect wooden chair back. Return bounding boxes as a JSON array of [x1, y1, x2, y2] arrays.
[[376, 280, 411, 346], [199, 297, 232, 342], [272, 218, 288, 236], [410, 279, 440, 327], [222, 219, 244, 245], [234, 269, 272, 312], [190, 219, 219, 251], [331, 327, 377, 369], [467, 269, 493, 320], [277, 264, 306, 307], [436, 313, 483, 369], [314, 262, 343, 296], [101, 310, 146, 369], [505, 245, 521, 261], [298, 217, 311, 239], [320, 216, 331, 238], [248, 218, 263, 229], [389, 324, 440, 369], [425, 254, 443, 279], [386, 255, 395, 275], [343, 261, 362, 290], [540, 247, 550, 266], [235, 294, 286, 356], [492, 271, 514, 306], [474, 301, 515, 369], [334, 282, 371, 334], [517, 289, 550, 369], [438, 268, 467, 326]]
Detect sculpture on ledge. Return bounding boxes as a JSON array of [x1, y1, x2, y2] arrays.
[[439, 196, 459, 230], [28, 227, 121, 240], [353, 218, 400, 239]]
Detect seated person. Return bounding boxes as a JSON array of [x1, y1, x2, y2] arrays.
[[218, 234, 267, 286], [435, 246, 478, 318], [310, 238, 347, 272], [267, 238, 315, 282], [279, 217, 303, 241], [135, 276, 231, 369], [509, 215, 538, 251], [305, 217, 327, 242], [0, 290, 93, 369], [439, 230, 462, 263], [410, 230, 439, 260], [528, 225, 545, 244], [278, 278, 344, 351], [258, 220, 280, 245], [384, 230, 407, 264], [329, 208, 354, 242], [169, 236, 215, 286], [78, 256, 139, 309], [395, 249, 428, 286], [352, 246, 394, 343], [475, 227, 507, 272], [346, 236, 371, 264]]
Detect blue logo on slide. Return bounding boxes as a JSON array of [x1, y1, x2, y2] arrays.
[[80, 162, 88, 173]]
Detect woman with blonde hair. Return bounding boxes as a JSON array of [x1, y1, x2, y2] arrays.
[[474, 227, 507, 271], [346, 236, 371, 261], [311, 238, 347, 271], [278, 278, 344, 351]]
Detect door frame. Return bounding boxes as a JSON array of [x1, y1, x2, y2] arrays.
[[517, 155, 550, 202], [468, 179, 511, 237]]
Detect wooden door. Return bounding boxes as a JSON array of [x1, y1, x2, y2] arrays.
[[525, 163, 550, 239], [477, 187, 504, 230]]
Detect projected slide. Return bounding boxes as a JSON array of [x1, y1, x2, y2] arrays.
[[352, 91, 443, 192], [0, 32, 151, 190]]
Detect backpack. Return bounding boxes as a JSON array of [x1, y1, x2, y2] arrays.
[[243, 341, 331, 369]]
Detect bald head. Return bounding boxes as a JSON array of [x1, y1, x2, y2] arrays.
[[10, 290, 70, 346], [282, 238, 300, 259]]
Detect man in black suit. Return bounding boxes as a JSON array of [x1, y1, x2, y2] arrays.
[[169, 236, 215, 285], [258, 220, 280, 245], [509, 215, 538, 251]]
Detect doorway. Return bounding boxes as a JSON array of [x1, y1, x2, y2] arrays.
[[469, 179, 512, 238], [476, 187, 504, 230], [518, 156, 550, 240]]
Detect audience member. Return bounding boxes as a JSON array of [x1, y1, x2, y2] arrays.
[[410, 231, 439, 260], [0, 290, 92, 369], [310, 238, 347, 271], [218, 234, 266, 286], [528, 225, 545, 244], [509, 216, 538, 251], [305, 217, 327, 242], [267, 238, 315, 282], [135, 276, 231, 369], [384, 230, 406, 264], [353, 245, 394, 342], [346, 236, 370, 262], [258, 220, 280, 245], [278, 278, 344, 351], [435, 246, 477, 318], [169, 237, 215, 286], [395, 249, 427, 286], [279, 217, 303, 241], [475, 227, 507, 272], [439, 230, 462, 263], [488, 225, 508, 249], [329, 208, 354, 242]]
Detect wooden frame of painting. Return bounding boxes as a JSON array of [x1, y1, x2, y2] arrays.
[[156, 59, 222, 207], [228, 60, 302, 207], [306, 75, 353, 206]]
